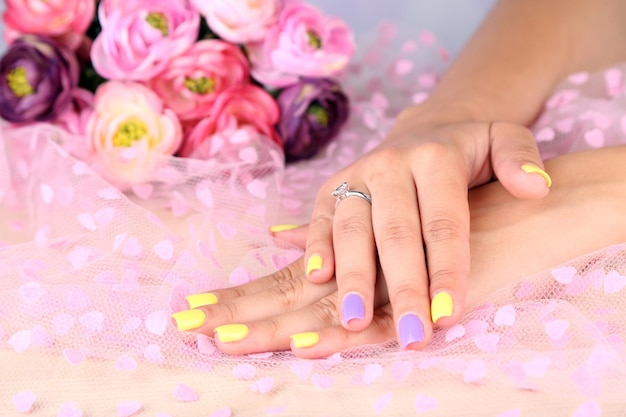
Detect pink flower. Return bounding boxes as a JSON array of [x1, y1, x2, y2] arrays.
[[3, 0, 95, 45], [190, 0, 281, 44], [90, 0, 200, 81], [246, 0, 355, 88], [54, 88, 95, 160], [149, 40, 250, 121], [179, 85, 281, 159], [87, 81, 182, 187]]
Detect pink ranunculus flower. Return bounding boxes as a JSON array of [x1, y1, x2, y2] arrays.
[[190, 0, 281, 44], [179, 85, 281, 159], [246, 0, 356, 88], [87, 81, 182, 187], [90, 0, 200, 81], [149, 40, 250, 121], [3, 0, 95, 45]]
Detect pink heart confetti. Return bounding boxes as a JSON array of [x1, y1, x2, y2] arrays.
[[419, 30, 436, 45], [473, 333, 500, 353], [445, 324, 466, 341], [94, 208, 115, 227], [72, 161, 89, 175], [515, 280, 535, 299], [79, 311, 104, 332], [173, 384, 199, 402], [605, 68, 623, 96], [556, 117, 575, 133], [53, 313, 75, 336], [217, 222, 237, 240], [19, 282, 46, 303], [233, 363, 256, 380], [552, 266, 577, 284], [78, 213, 97, 231], [122, 317, 142, 334], [122, 237, 143, 258], [523, 356, 551, 377], [97, 187, 121, 200], [196, 186, 214, 209], [66, 288, 91, 311], [251, 377, 274, 394], [395, 59, 414, 75], [246, 179, 267, 199], [144, 344, 164, 364], [117, 400, 142, 417], [535, 127, 555, 142], [8, 330, 31, 352], [545, 319, 570, 340], [13, 391, 36, 413], [546, 89, 579, 108], [363, 363, 383, 385], [154, 240, 174, 261], [290, 361, 313, 379], [57, 402, 83, 417], [40, 184, 54, 204], [132, 183, 154, 199], [63, 348, 86, 365], [373, 391, 393, 414], [115, 355, 138, 371], [391, 361, 413, 381], [603, 270, 626, 294], [239, 147, 259, 164], [311, 373, 334, 389], [145, 310, 168, 335], [209, 408, 232, 417], [584, 129, 605, 148], [572, 401, 601, 417], [412, 92, 429, 104], [568, 72, 589, 85], [67, 246, 91, 268], [463, 359, 487, 383], [229, 266, 251, 285], [414, 394, 438, 413], [494, 305, 516, 326], [197, 334, 218, 355]]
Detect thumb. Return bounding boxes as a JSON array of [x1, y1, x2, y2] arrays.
[[490, 122, 552, 199], [269, 224, 309, 249]]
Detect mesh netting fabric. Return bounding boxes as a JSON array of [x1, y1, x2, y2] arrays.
[[1, 26, 626, 416]]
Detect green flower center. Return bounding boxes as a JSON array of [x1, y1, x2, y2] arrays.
[[6, 67, 34, 98], [307, 30, 322, 49], [112, 119, 149, 147], [307, 102, 329, 127], [146, 12, 169, 36], [184, 76, 215, 95]]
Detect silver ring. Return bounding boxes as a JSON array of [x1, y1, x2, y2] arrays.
[[332, 182, 372, 208]]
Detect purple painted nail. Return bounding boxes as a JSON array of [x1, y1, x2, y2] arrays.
[[398, 313, 425, 348], [342, 293, 365, 324]]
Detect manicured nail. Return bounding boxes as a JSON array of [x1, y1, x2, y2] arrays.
[[342, 293, 365, 324], [171, 309, 206, 331], [290, 332, 320, 349], [214, 324, 249, 343], [431, 291, 454, 323], [269, 224, 299, 233], [398, 313, 425, 348], [186, 293, 218, 309], [306, 254, 323, 276], [521, 163, 552, 188]]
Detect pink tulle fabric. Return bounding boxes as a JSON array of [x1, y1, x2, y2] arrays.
[[2, 25, 626, 416]]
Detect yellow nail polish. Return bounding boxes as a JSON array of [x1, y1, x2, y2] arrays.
[[171, 309, 206, 331], [186, 293, 218, 309], [269, 224, 299, 233], [214, 324, 249, 343], [521, 163, 552, 188], [431, 292, 454, 323], [290, 332, 320, 349], [306, 254, 323, 276]]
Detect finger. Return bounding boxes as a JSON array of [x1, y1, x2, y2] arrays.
[[172, 262, 338, 333], [369, 159, 432, 349], [414, 144, 470, 328], [290, 304, 396, 359], [332, 184, 377, 332], [303, 182, 338, 283], [213, 293, 343, 355], [269, 224, 309, 248], [490, 122, 552, 199]]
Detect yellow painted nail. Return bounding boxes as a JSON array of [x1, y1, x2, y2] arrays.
[[521, 163, 552, 188], [214, 324, 249, 343], [431, 292, 454, 323], [171, 309, 206, 331], [186, 293, 218, 309], [269, 224, 299, 233], [290, 332, 320, 349], [306, 254, 323, 276]]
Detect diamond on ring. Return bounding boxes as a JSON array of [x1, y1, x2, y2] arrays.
[[332, 182, 372, 207]]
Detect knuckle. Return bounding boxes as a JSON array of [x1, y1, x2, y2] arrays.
[[334, 216, 371, 239], [271, 277, 304, 310], [422, 216, 466, 244], [377, 218, 420, 250], [413, 141, 452, 166], [428, 267, 466, 288], [311, 295, 341, 327], [390, 281, 427, 305], [219, 301, 239, 322]]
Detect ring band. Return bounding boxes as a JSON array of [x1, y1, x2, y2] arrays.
[[332, 182, 372, 208]]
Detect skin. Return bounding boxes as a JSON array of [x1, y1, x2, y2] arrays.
[[181, 146, 626, 358]]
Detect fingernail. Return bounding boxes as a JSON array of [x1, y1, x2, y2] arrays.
[[521, 163, 552, 188], [214, 324, 249, 343], [306, 254, 323, 276], [269, 224, 299, 233], [342, 293, 365, 324], [171, 309, 206, 331], [398, 313, 425, 348], [431, 291, 454, 323], [290, 332, 320, 348], [186, 293, 218, 309]]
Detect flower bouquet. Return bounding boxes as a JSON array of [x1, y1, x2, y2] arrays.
[[0, 0, 354, 189]]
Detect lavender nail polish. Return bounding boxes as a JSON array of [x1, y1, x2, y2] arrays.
[[398, 313, 425, 348], [342, 293, 365, 324]]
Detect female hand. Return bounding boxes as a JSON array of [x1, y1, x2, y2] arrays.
[[173, 147, 626, 357]]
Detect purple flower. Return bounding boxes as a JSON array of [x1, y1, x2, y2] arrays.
[[0, 35, 80, 123], [277, 78, 349, 161]]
